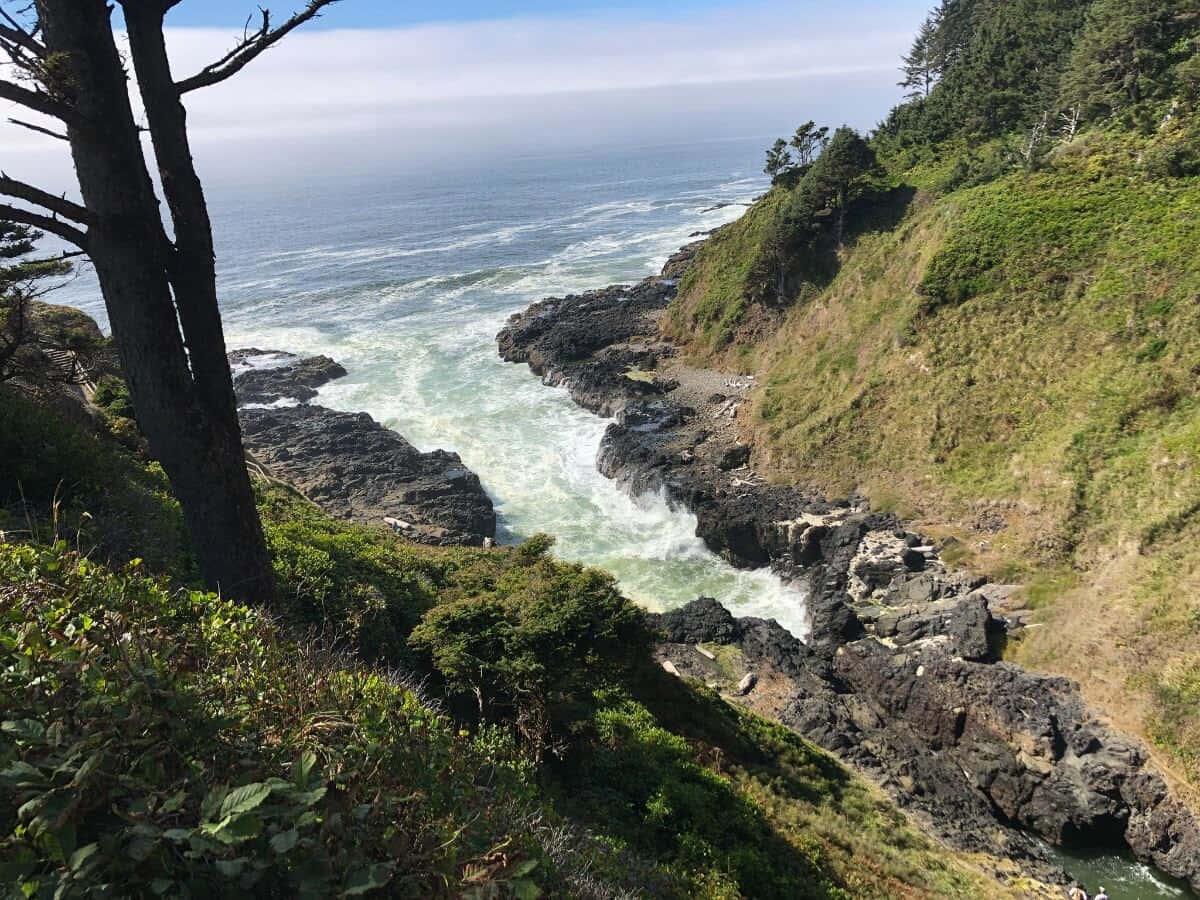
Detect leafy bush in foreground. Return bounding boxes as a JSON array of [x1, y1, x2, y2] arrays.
[[0, 541, 546, 898]]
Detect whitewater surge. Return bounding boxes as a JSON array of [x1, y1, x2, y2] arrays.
[[53, 141, 811, 638]]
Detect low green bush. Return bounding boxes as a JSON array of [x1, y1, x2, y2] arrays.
[[0, 541, 549, 898]]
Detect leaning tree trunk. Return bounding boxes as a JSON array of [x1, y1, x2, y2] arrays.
[[37, 0, 275, 604]]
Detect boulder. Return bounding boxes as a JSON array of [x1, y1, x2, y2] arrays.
[[229, 349, 347, 406], [240, 404, 495, 546]]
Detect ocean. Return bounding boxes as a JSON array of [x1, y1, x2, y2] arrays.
[[49, 135, 1197, 899], [55, 135, 813, 638]]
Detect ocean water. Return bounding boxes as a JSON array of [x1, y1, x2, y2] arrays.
[[56, 137, 812, 639], [48, 138, 1197, 899]]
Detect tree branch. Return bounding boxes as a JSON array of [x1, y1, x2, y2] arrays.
[[0, 26, 44, 60], [174, 0, 340, 94], [7, 117, 67, 141], [0, 10, 45, 59], [0, 173, 93, 225], [0, 203, 88, 249], [0, 77, 81, 127]]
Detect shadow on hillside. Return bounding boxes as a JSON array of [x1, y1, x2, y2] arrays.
[[848, 184, 918, 240]]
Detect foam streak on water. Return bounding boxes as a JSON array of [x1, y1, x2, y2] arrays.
[[51, 140, 810, 639]]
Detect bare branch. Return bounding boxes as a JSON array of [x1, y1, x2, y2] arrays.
[[0, 8, 45, 58], [0, 77, 81, 127], [7, 116, 66, 141], [0, 202, 88, 249], [175, 0, 340, 94], [0, 23, 45, 59], [0, 173, 92, 225]]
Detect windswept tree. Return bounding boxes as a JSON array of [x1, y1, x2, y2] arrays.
[[0, 220, 74, 383], [789, 121, 830, 170], [764, 138, 792, 183], [801, 127, 878, 246], [900, 12, 942, 99], [0, 1, 339, 602]]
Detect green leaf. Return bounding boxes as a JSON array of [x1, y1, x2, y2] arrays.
[[160, 789, 187, 814], [269, 828, 299, 854], [2, 720, 46, 743], [213, 813, 263, 845], [341, 863, 393, 896], [68, 843, 98, 873], [150, 879, 175, 896], [509, 859, 538, 878], [71, 750, 104, 787], [200, 786, 226, 822], [217, 782, 270, 819], [215, 858, 246, 878], [293, 751, 317, 789], [0, 761, 45, 788], [127, 836, 156, 863], [512, 879, 542, 900]]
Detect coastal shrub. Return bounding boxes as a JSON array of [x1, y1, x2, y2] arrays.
[[0, 541, 549, 898], [0, 387, 190, 576], [562, 691, 837, 900], [409, 536, 652, 756], [91, 375, 133, 421]]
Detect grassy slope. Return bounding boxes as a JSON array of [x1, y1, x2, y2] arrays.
[[670, 132, 1200, 789], [0, 387, 1017, 898]]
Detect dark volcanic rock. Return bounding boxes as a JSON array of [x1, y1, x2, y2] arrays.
[[658, 597, 1200, 892], [498, 235, 1200, 891], [229, 349, 347, 406], [240, 404, 495, 546]]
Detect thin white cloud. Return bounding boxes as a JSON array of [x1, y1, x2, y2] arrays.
[[0, 3, 920, 187]]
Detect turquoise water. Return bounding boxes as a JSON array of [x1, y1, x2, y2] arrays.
[[1047, 844, 1195, 899]]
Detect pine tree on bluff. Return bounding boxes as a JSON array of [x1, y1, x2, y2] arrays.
[[1060, 0, 1200, 123], [0, 0, 339, 603], [0, 221, 72, 383], [802, 127, 878, 246], [789, 121, 830, 170], [900, 12, 942, 99], [764, 138, 792, 182]]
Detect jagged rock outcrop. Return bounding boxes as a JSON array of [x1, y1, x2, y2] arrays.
[[500, 240, 1200, 893], [229, 349, 495, 546], [650, 526, 1200, 893], [229, 349, 347, 406], [240, 405, 495, 546]]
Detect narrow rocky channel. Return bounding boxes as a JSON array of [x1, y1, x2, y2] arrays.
[[496, 240, 1200, 896]]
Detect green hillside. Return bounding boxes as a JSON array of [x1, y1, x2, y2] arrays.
[[669, 0, 1200, 788], [0, 388, 1020, 898]]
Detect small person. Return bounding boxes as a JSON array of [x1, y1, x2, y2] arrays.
[[1068, 885, 1089, 900], [1094, 888, 1109, 900]]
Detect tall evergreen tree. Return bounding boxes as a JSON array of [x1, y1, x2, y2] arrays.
[[0, 1, 338, 603], [1060, 0, 1200, 122], [0, 222, 72, 383], [900, 13, 942, 99]]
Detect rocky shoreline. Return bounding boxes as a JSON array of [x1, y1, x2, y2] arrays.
[[230, 349, 496, 546], [496, 246, 1200, 893]]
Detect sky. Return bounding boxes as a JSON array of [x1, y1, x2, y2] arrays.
[[1, 0, 930, 191]]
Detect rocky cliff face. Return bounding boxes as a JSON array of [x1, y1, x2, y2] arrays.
[[651, 520, 1200, 893], [230, 350, 495, 547], [497, 246, 1200, 894]]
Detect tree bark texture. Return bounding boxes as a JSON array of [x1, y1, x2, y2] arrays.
[[36, 0, 275, 603]]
